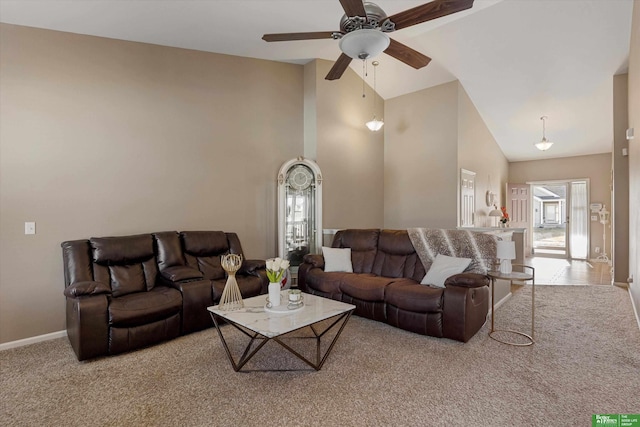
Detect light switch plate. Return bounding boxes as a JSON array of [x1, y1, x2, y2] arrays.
[[25, 222, 36, 235], [591, 215, 598, 221]]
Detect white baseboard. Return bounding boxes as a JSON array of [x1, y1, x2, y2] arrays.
[[614, 281, 629, 289], [628, 288, 640, 333], [487, 292, 512, 319], [0, 330, 67, 352]]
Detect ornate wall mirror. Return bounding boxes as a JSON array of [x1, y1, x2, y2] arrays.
[[277, 157, 323, 274]]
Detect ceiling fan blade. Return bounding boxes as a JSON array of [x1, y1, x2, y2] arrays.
[[384, 38, 432, 69], [262, 31, 336, 42], [388, 0, 474, 31], [325, 53, 353, 80], [339, 0, 367, 17]]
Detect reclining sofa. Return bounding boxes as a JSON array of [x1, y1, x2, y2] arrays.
[[298, 229, 497, 342], [61, 231, 267, 361]]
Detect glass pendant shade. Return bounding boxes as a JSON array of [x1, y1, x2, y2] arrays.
[[535, 116, 554, 151], [366, 117, 384, 131], [339, 29, 390, 60], [535, 138, 553, 151]]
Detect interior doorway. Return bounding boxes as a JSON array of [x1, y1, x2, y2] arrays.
[[530, 180, 589, 259], [532, 183, 567, 256]]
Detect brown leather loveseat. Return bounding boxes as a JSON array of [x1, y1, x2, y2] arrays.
[[62, 231, 267, 361], [298, 229, 496, 342]]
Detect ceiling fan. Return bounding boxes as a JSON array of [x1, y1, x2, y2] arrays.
[[262, 0, 474, 80]]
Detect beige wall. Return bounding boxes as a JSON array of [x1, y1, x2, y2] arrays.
[[383, 80, 508, 230], [0, 24, 304, 343], [627, 0, 640, 314], [457, 83, 510, 227], [383, 81, 459, 229], [613, 74, 630, 284], [312, 59, 385, 230], [509, 154, 612, 259]]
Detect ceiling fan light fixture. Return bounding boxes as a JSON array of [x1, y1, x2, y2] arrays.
[[339, 29, 390, 60], [535, 116, 554, 151]]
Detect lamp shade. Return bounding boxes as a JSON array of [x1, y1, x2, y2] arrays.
[[339, 29, 390, 60], [496, 241, 516, 260], [489, 209, 503, 217]]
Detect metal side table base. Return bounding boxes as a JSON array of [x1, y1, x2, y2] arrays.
[[488, 264, 535, 347]]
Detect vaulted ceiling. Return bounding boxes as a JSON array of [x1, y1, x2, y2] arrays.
[[0, 0, 633, 161]]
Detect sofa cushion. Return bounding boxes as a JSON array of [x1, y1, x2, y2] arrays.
[[421, 254, 472, 288], [109, 264, 146, 297], [153, 231, 184, 270], [332, 229, 379, 274], [91, 234, 154, 266], [372, 230, 425, 280], [194, 255, 225, 280], [181, 231, 229, 257], [304, 270, 346, 295], [339, 274, 395, 302], [322, 247, 353, 272], [108, 286, 182, 327], [386, 281, 444, 313]]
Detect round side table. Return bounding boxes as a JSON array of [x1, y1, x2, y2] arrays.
[[488, 265, 535, 346]]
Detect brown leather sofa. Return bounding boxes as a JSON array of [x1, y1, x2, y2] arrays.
[[62, 231, 267, 361], [298, 229, 495, 342]]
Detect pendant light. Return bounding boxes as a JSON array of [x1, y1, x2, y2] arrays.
[[365, 61, 384, 132], [535, 116, 554, 151]]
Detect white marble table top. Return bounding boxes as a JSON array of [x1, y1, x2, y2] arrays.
[[208, 292, 355, 338]]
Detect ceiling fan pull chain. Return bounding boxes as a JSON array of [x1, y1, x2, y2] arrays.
[[362, 59, 366, 98]]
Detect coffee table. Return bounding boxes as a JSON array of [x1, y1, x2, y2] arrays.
[[207, 292, 355, 372]]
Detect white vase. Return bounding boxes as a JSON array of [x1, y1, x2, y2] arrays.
[[268, 282, 281, 306]]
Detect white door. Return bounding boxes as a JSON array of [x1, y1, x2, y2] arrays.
[[507, 183, 531, 253], [460, 169, 476, 227]]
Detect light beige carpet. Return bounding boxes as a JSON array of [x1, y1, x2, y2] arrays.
[[1, 285, 639, 427]]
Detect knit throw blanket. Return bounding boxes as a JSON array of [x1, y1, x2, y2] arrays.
[[407, 228, 498, 274]]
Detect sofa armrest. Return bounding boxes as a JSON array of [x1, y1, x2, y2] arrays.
[[66, 294, 109, 360], [170, 279, 214, 334], [302, 254, 325, 269], [64, 281, 111, 298], [297, 255, 325, 293], [444, 273, 489, 289], [239, 259, 266, 277], [160, 266, 204, 283]]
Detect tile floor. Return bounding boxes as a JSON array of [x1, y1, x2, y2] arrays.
[[523, 257, 612, 285]]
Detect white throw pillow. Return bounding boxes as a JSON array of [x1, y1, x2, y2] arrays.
[[421, 253, 471, 288], [322, 247, 353, 273]]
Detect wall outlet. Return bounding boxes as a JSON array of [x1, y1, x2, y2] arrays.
[[24, 222, 36, 235], [591, 215, 598, 221], [595, 246, 600, 254]]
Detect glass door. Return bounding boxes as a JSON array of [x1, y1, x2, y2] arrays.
[[531, 180, 589, 259], [532, 183, 568, 257]]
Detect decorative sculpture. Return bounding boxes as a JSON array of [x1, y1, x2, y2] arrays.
[[218, 254, 244, 311]]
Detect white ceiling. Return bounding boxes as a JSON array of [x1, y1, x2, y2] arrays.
[[0, 0, 633, 161]]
